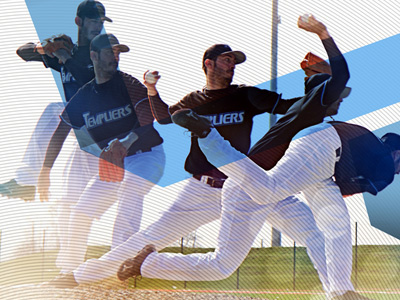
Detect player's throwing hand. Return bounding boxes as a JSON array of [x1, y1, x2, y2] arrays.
[[298, 14, 329, 39]]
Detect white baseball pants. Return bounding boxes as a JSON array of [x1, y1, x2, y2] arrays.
[[15, 102, 64, 186], [73, 136, 331, 295], [140, 127, 353, 297], [57, 145, 165, 272]]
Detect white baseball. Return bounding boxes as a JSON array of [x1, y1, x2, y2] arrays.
[[145, 71, 157, 84], [301, 13, 312, 23]]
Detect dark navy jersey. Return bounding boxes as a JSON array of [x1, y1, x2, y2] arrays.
[[17, 43, 94, 102], [61, 71, 163, 156], [248, 37, 350, 171], [169, 85, 301, 178]]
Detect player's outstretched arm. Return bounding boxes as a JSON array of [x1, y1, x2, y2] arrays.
[[298, 14, 350, 105], [17, 35, 74, 71], [16, 43, 46, 62], [38, 121, 71, 202]]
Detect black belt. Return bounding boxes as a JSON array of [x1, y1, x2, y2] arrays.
[[135, 147, 152, 155], [193, 175, 226, 188]]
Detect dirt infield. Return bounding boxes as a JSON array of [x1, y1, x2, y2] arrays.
[[0, 285, 261, 300]]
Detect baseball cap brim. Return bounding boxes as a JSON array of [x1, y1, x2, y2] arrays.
[[220, 50, 246, 64], [101, 16, 112, 22], [340, 87, 351, 99], [112, 44, 129, 53]]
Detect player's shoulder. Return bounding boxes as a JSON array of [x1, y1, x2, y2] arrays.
[[236, 84, 251, 89], [236, 84, 269, 97], [68, 79, 95, 103], [185, 89, 203, 97], [81, 77, 96, 91], [119, 71, 145, 87], [233, 84, 256, 90], [119, 71, 140, 82]]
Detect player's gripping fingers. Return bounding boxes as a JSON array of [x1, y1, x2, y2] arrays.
[[298, 14, 326, 35]]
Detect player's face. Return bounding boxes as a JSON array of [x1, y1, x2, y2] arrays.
[[98, 47, 120, 74], [326, 98, 343, 116], [213, 53, 236, 82], [82, 17, 104, 41]]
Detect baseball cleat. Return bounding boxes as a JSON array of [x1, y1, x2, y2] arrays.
[[117, 244, 156, 281], [0, 179, 36, 201], [171, 109, 213, 138], [332, 291, 375, 300], [40, 272, 78, 289], [0, 180, 12, 197]]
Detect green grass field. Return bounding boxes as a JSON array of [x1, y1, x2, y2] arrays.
[[0, 245, 399, 299], [131, 246, 400, 294]]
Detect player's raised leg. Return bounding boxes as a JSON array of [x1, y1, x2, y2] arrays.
[[0, 102, 64, 201]]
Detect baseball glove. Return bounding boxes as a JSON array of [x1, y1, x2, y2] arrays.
[[35, 34, 74, 58], [300, 52, 332, 77], [99, 139, 127, 182]]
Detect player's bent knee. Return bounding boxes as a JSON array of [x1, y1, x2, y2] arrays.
[[210, 255, 241, 280]]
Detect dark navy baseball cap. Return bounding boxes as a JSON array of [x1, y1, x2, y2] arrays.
[[381, 133, 400, 151], [77, 0, 112, 22], [90, 34, 129, 52], [202, 44, 246, 70]]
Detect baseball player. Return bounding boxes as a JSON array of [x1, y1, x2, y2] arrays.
[[3, 0, 116, 271], [118, 17, 390, 300], [41, 15, 341, 291], [38, 33, 165, 273], [1, 0, 112, 270], [0, 0, 111, 202], [150, 116, 398, 300]]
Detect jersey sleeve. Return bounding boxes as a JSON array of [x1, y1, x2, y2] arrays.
[[169, 97, 187, 114], [320, 37, 350, 106], [246, 86, 301, 115], [169, 92, 201, 114], [121, 73, 157, 127], [16, 42, 62, 72]]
